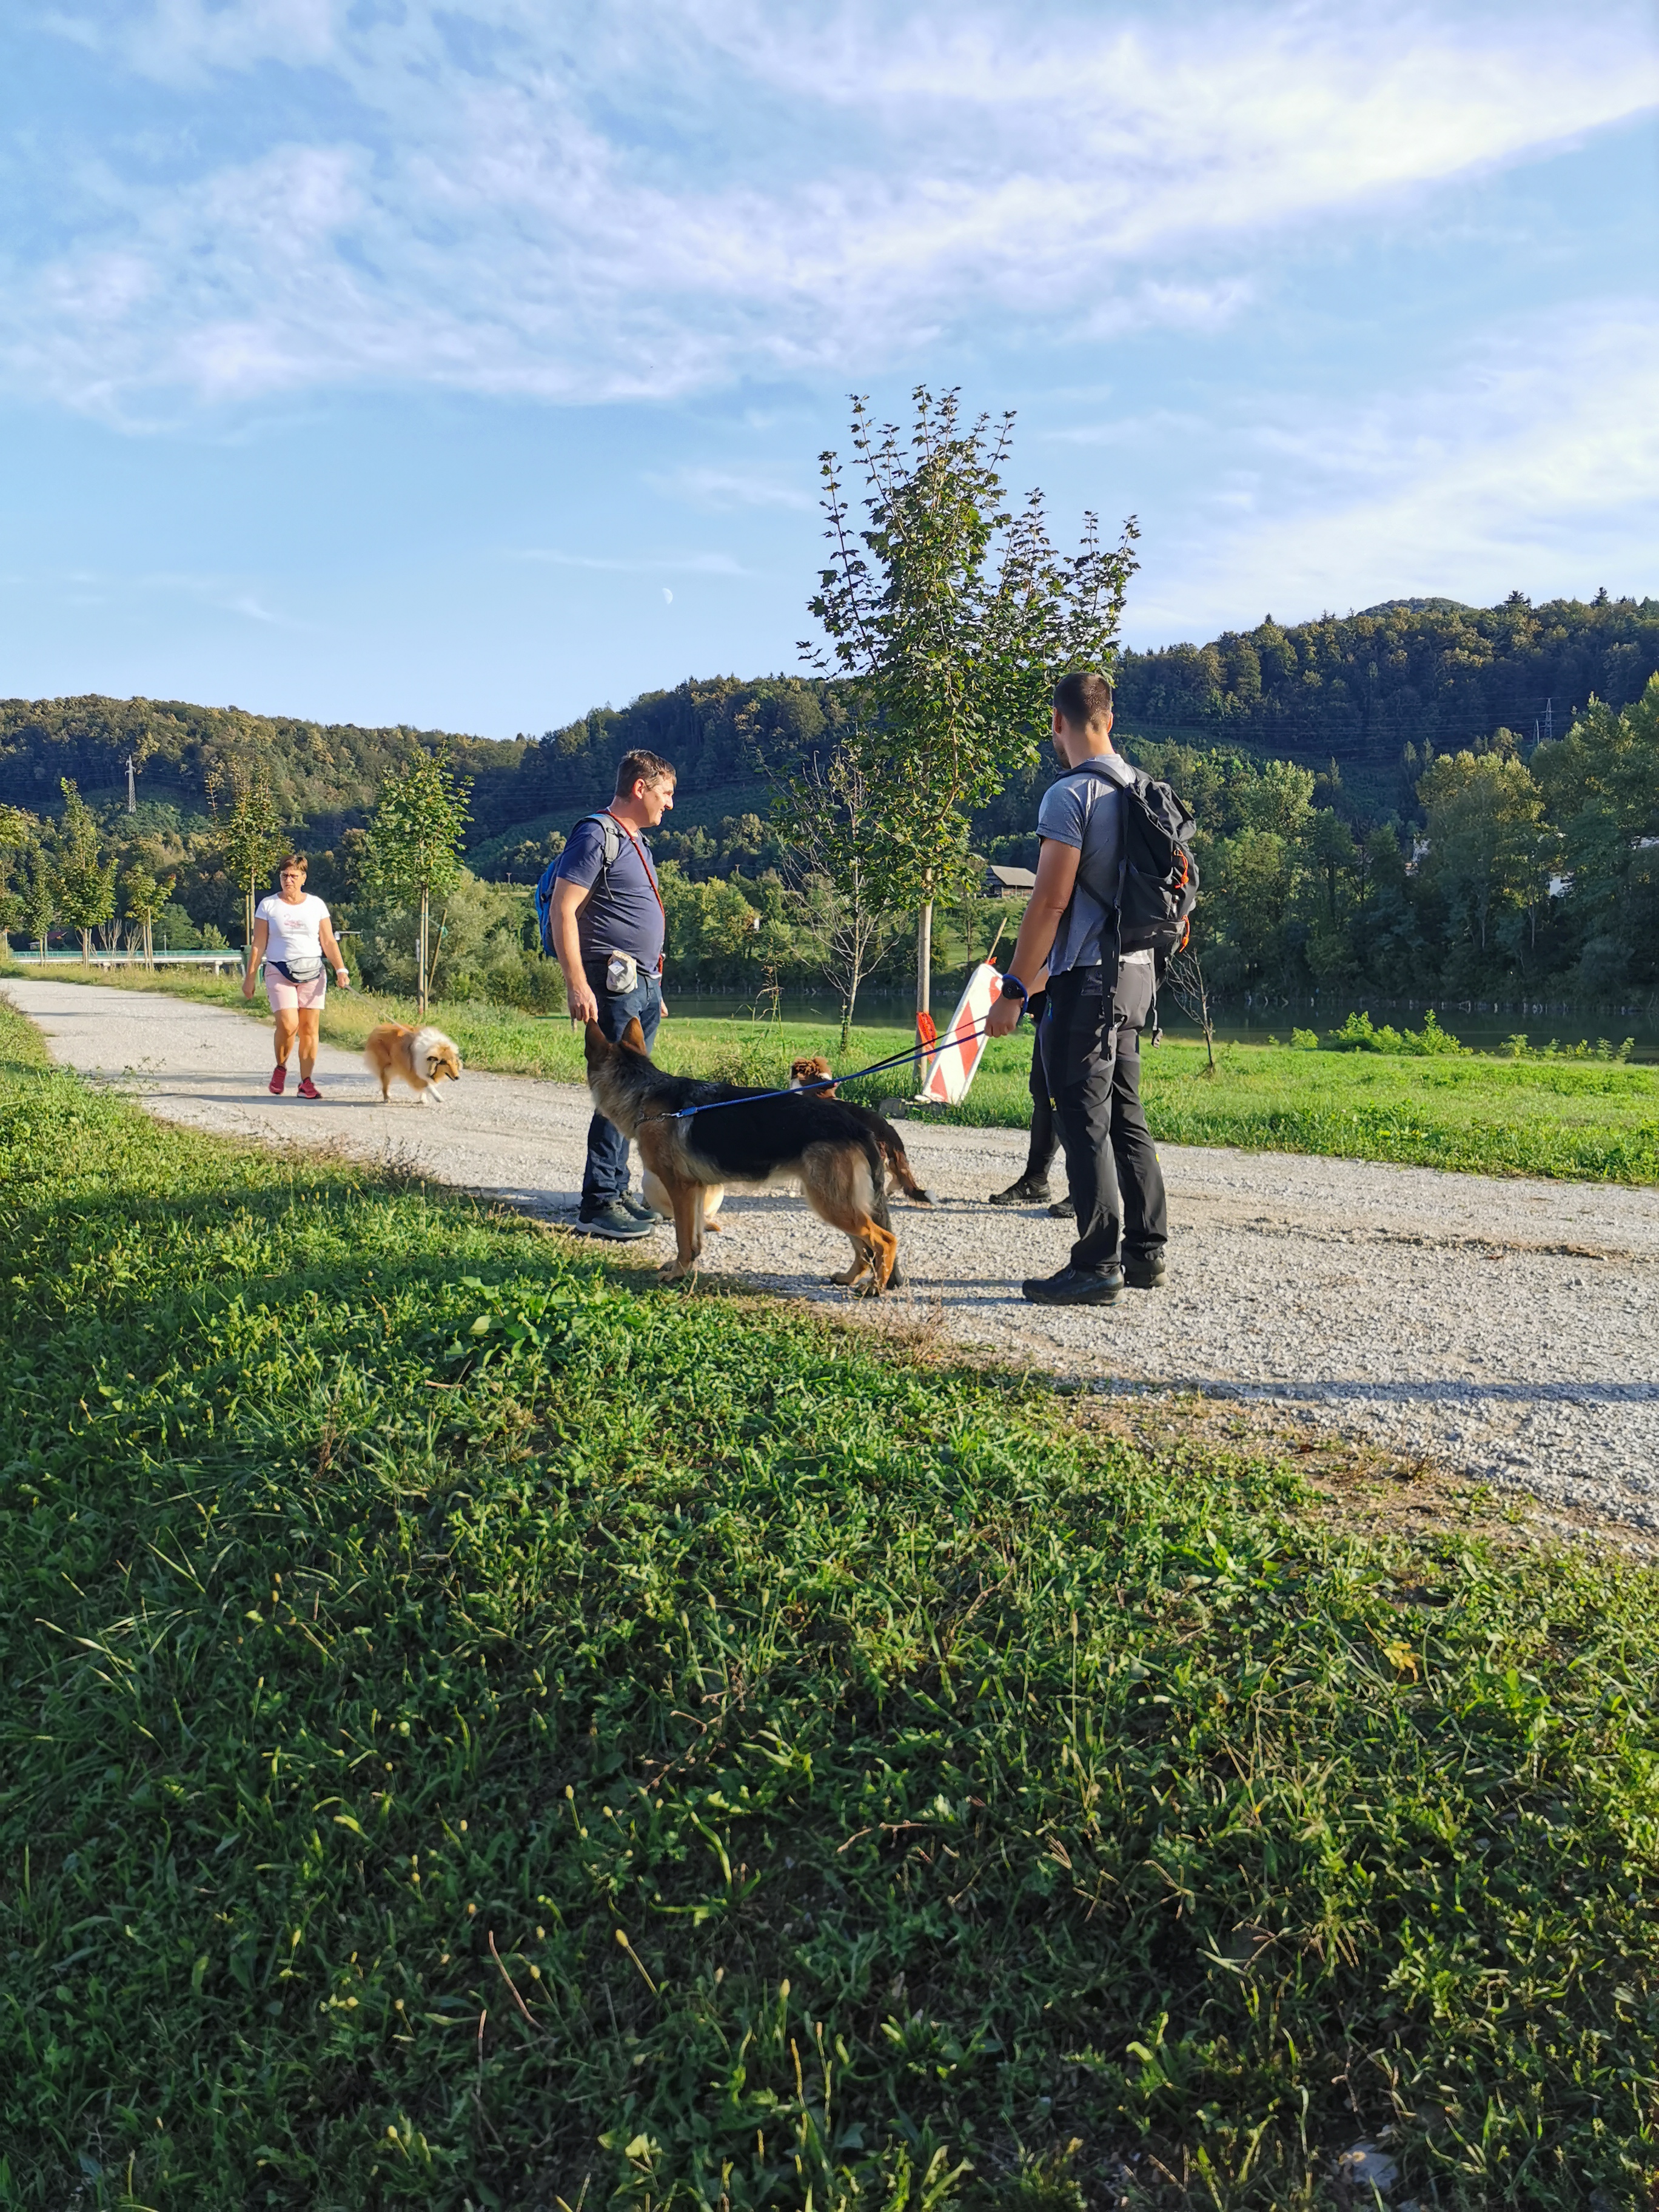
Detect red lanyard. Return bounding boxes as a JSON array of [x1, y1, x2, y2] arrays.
[[605, 808, 666, 970]]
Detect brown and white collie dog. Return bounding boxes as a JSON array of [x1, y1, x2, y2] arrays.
[[363, 1022, 463, 1104]]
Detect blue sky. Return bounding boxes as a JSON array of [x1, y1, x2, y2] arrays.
[[1, 0, 1655, 737]]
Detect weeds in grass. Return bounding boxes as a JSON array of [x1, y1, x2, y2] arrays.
[[2, 999, 1659, 2207]]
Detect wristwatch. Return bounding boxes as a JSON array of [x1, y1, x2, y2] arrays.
[[1000, 973, 1029, 1005]]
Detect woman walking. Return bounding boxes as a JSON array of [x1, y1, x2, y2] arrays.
[[243, 854, 350, 1098]]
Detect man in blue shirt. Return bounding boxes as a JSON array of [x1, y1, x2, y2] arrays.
[[548, 747, 675, 1239], [984, 671, 1168, 1305]]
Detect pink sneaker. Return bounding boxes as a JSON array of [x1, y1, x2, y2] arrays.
[[297, 1078, 322, 1101], [269, 1066, 287, 1095]]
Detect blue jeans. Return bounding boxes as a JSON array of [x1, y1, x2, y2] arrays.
[[581, 964, 662, 1210]]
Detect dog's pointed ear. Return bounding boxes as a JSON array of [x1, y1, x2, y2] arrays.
[[583, 1020, 611, 1065], [620, 1016, 648, 1056]]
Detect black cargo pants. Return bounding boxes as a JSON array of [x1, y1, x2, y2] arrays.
[[1041, 958, 1168, 1276]]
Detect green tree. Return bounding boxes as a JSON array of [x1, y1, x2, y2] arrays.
[[1531, 674, 1659, 984], [206, 759, 287, 956], [0, 807, 33, 954], [120, 862, 177, 971], [359, 748, 472, 1016], [52, 780, 118, 966], [797, 386, 1138, 1030], [1418, 751, 1549, 956], [20, 840, 57, 962]]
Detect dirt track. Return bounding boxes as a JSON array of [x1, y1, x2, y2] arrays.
[[7, 976, 1658, 1535]]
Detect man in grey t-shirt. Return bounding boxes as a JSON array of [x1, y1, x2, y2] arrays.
[[984, 669, 1168, 1306]]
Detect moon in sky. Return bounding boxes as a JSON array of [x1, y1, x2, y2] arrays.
[[662, 587, 673, 604]]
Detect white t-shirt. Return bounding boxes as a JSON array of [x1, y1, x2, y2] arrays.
[[256, 892, 331, 968]]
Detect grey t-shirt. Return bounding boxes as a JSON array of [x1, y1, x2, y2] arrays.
[[1034, 752, 1141, 978]]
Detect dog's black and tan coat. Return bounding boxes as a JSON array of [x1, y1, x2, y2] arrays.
[[585, 1017, 912, 1290]]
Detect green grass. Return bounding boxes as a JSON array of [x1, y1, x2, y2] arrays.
[[4, 996, 1659, 2210], [17, 959, 1659, 1184]]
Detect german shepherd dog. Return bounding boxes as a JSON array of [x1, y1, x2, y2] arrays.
[[585, 1018, 904, 1290]]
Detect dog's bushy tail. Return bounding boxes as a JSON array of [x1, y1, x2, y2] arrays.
[[882, 1138, 931, 1206]]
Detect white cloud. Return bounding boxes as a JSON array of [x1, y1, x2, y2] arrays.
[[648, 465, 816, 511], [9, 1, 1656, 416], [1133, 303, 1659, 634]]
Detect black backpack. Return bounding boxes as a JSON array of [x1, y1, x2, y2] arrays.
[[1071, 759, 1200, 967], [535, 813, 625, 957]]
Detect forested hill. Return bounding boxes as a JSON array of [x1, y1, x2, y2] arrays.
[[1114, 592, 1659, 764], [4, 593, 1655, 857], [0, 695, 524, 837]]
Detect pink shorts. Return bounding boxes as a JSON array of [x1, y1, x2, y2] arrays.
[[265, 966, 327, 1013]]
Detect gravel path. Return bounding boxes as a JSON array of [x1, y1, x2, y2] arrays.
[[8, 977, 1658, 1532]]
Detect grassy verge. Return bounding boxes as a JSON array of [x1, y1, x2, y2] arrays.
[[4, 997, 1659, 2210], [10, 959, 1659, 1182]]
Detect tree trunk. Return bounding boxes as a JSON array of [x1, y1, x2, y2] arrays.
[[418, 884, 430, 1017], [80, 928, 91, 968], [914, 899, 933, 1085]]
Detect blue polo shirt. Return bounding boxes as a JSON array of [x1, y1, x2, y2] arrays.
[[554, 812, 666, 971]]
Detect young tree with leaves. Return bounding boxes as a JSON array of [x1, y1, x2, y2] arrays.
[[121, 862, 177, 971], [52, 780, 118, 967], [359, 748, 472, 1016], [207, 759, 287, 956], [20, 841, 57, 962], [797, 386, 1139, 1034]]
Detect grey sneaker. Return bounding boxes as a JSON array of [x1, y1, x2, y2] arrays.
[[618, 1193, 665, 1224], [575, 1201, 654, 1241]]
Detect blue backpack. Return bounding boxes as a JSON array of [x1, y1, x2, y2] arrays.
[[535, 813, 625, 956]]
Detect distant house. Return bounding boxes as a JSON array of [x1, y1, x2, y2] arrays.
[[982, 863, 1036, 899]]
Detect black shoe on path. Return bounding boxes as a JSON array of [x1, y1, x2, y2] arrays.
[[575, 1201, 654, 1242], [618, 1193, 665, 1224], [1124, 1253, 1167, 1289], [1047, 1195, 1076, 1218], [1021, 1264, 1123, 1307], [988, 1175, 1052, 1207]]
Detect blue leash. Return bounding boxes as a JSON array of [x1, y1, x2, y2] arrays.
[[669, 1016, 1002, 1119]]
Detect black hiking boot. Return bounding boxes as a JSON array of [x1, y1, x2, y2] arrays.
[[1021, 1264, 1124, 1307], [988, 1174, 1052, 1207], [1046, 1195, 1076, 1218], [1123, 1252, 1167, 1290]]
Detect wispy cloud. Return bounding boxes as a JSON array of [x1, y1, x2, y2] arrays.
[[647, 465, 816, 512], [8, 1, 1655, 417], [1133, 302, 1659, 633]]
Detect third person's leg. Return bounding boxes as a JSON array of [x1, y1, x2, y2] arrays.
[[989, 994, 1061, 1205]]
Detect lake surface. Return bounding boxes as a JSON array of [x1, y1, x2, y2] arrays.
[[674, 985, 1659, 1063]]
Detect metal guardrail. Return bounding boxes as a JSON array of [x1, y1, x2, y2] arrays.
[[8, 950, 241, 975]]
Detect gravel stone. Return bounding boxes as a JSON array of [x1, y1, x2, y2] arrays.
[[8, 978, 1657, 1530]]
